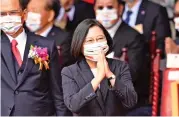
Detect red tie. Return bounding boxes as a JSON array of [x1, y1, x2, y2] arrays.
[[11, 39, 22, 67]]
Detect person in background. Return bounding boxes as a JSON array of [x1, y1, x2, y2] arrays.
[[61, 19, 137, 116], [55, 0, 95, 32], [25, 0, 75, 68], [94, 0, 146, 105], [165, 0, 179, 54], [122, 0, 171, 106], [1, 0, 69, 115], [122, 0, 171, 56]]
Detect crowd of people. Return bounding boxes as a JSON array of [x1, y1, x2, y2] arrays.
[[1, 0, 179, 116]]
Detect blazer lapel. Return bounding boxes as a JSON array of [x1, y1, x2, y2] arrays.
[[15, 33, 37, 89], [113, 24, 122, 48], [1, 33, 17, 84], [135, 0, 147, 25], [78, 59, 94, 83], [113, 22, 126, 57], [77, 59, 106, 113]]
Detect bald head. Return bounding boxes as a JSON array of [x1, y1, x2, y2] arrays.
[[0, 0, 21, 12]]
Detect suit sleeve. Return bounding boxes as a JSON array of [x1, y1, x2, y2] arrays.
[[61, 67, 97, 113], [60, 34, 76, 67], [112, 61, 137, 109], [127, 34, 145, 82], [155, 6, 171, 57], [49, 41, 71, 116]]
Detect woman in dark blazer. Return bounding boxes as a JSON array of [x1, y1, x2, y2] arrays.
[[61, 19, 137, 116]]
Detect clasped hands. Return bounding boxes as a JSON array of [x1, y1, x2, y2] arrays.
[[96, 49, 114, 81], [91, 49, 115, 91]]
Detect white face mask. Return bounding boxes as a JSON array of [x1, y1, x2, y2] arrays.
[[174, 17, 179, 32], [25, 12, 41, 32], [0, 15, 22, 35], [96, 7, 118, 28], [83, 41, 109, 61]]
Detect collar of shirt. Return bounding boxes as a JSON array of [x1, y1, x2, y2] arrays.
[[107, 19, 122, 38], [6, 29, 27, 60], [122, 0, 142, 27], [39, 25, 53, 37], [56, 5, 75, 22]]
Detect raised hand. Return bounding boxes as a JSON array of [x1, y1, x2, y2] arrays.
[[96, 50, 106, 80], [91, 50, 105, 91], [103, 50, 116, 87], [165, 37, 179, 54]]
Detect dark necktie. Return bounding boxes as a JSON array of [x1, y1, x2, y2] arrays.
[[11, 39, 22, 67], [124, 10, 133, 24]]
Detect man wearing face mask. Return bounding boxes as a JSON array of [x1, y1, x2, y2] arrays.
[[1, 0, 70, 116], [165, 0, 179, 54], [25, 0, 76, 68], [94, 0, 147, 106]]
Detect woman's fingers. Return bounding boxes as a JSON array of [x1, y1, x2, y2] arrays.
[[97, 49, 106, 79]]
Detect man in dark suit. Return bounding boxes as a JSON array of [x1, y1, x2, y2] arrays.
[[121, 0, 171, 106], [55, 0, 95, 32], [25, 0, 75, 68], [94, 0, 147, 105], [122, 0, 171, 56], [1, 0, 70, 115]]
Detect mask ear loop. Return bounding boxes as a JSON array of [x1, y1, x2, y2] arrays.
[[103, 45, 109, 54]]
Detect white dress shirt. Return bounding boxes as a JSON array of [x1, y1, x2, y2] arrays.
[[7, 29, 27, 61], [122, 0, 142, 27], [56, 6, 75, 22], [106, 19, 122, 58], [91, 68, 97, 78], [39, 25, 53, 37], [91, 68, 100, 88]]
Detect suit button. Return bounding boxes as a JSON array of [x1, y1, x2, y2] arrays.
[[18, 72, 22, 75], [8, 107, 12, 110], [14, 90, 19, 95]]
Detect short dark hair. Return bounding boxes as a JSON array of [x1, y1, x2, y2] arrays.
[[71, 19, 113, 59], [45, 0, 60, 19], [19, 0, 30, 10]]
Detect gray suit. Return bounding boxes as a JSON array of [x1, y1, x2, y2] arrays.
[[61, 58, 137, 116]]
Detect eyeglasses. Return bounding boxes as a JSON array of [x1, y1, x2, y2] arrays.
[[0, 10, 23, 16], [84, 35, 106, 44]]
